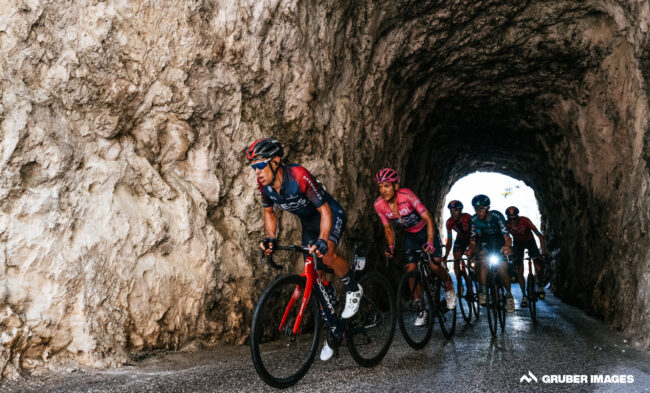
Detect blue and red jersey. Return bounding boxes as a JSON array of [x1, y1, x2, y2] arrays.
[[446, 213, 472, 242], [373, 188, 429, 233], [257, 164, 336, 219]]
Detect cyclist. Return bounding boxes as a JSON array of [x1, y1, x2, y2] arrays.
[[373, 168, 456, 327], [467, 194, 515, 313], [247, 138, 361, 361], [505, 206, 547, 306], [442, 200, 472, 297]]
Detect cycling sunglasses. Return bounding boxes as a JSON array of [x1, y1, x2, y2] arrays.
[[251, 158, 273, 170]]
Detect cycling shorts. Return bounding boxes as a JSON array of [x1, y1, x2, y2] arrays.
[[404, 227, 442, 265]]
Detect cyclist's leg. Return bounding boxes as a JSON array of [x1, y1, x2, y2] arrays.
[[512, 242, 526, 298], [527, 240, 545, 296]]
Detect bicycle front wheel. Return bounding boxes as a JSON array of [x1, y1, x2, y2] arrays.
[[486, 275, 498, 338], [527, 274, 537, 323], [458, 273, 472, 324], [433, 278, 456, 338], [396, 270, 434, 349], [347, 272, 396, 367], [250, 274, 321, 389], [497, 285, 507, 331], [471, 274, 480, 321]]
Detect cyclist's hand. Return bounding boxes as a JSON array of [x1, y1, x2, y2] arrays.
[[502, 245, 512, 256], [422, 241, 435, 254], [384, 245, 395, 259], [308, 238, 329, 258], [260, 237, 277, 256], [465, 249, 473, 257]]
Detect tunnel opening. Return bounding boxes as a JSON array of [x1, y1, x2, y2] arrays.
[[440, 171, 543, 277]]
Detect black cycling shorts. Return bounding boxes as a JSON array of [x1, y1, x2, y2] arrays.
[[301, 199, 347, 265], [404, 227, 442, 265], [512, 239, 541, 268], [453, 237, 470, 253]]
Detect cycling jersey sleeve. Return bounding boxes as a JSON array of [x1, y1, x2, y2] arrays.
[[402, 189, 428, 216], [295, 166, 327, 208], [470, 218, 479, 240], [462, 214, 472, 234], [257, 181, 274, 208], [446, 218, 453, 238], [374, 199, 390, 226], [522, 217, 541, 235]]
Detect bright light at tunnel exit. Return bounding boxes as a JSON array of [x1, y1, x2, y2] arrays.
[[441, 172, 542, 246]]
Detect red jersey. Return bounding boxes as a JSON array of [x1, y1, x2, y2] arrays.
[[506, 216, 540, 244], [374, 188, 428, 233], [446, 213, 472, 242]]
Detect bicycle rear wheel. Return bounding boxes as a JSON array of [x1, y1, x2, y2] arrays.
[[396, 270, 433, 349], [433, 278, 456, 338], [470, 275, 480, 321], [347, 272, 396, 367], [250, 274, 321, 389], [527, 274, 537, 323], [458, 273, 472, 324], [486, 275, 498, 338]]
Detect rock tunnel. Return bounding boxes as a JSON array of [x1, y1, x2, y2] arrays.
[[0, 0, 649, 378]]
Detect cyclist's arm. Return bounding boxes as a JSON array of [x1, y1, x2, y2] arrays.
[[526, 218, 547, 254], [383, 223, 395, 249], [421, 211, 435, 244], [263, 206, 278, 238], [443, 237, 452, 259], [315, 202, 333, 242]]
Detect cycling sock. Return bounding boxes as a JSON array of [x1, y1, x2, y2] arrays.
[[341, 270, 359, 292]]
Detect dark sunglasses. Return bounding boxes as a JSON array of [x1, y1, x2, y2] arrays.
[[251, 158, 273, 170]]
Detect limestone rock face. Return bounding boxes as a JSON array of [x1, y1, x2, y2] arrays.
[[0, 0, 648, 377]]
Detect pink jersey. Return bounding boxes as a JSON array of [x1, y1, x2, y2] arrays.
[[374, 188, 428, 233]]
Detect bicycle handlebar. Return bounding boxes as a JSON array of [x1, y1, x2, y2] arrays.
[[258, 244, 317, 270]]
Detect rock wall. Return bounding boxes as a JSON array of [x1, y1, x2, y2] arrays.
[[0, 0, 648, 378]]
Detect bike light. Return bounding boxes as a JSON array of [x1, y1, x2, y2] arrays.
[[489, 255, 499, 265]]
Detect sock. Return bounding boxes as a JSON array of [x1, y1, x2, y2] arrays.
[[341, 270, 359, 292]]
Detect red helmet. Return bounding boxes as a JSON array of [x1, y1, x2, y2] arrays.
[[375, 168, 400, 184]]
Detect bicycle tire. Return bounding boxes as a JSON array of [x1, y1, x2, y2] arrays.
[[486, 274, 498, 338], [433, 277, 456, 338], [347, 272, 396, 367], [396, 270, 434, 349], [471, 275, 480, 321], [458, 273, 472, 324], [497, 285, 506, 331], [527, 274, 537, 323], [251, 274, 321, 389]]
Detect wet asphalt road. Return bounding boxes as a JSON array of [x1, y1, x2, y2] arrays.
[[2, 287, 650, 393]]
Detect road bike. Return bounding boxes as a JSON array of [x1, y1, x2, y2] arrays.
[[455, 254, 480, 323], [250, 240, 396, 389], [396, 249, 456, 349]]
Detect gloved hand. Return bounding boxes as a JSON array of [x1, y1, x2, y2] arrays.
[[313, 238, 329, 256], [422, 241, 436, 254], [260, 237, 277, 255], [384, 245, 395, 258]]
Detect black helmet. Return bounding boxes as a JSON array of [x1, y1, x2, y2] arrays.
[[246, 138, 284, 161], [471, 194, 490, 208], [506, 206, 520, 218], [448, 200, 463, 210]]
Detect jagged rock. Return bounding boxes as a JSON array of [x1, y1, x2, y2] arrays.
[[0, 0, 648, 376]]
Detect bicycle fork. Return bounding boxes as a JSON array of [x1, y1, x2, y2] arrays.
[[278, 256, 343, 337]]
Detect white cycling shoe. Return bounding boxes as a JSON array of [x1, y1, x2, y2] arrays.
[[320, 340, 334, 361], [446, 288, 457, 310], [341, 284, 363, 319], [414, 311, 428, 327]]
